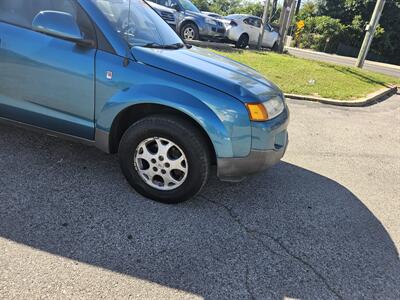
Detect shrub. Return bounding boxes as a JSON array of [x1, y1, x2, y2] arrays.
[[295, 16, 345, 53]]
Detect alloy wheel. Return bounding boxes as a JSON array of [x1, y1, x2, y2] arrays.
[[183, 27, 195, 40], [134, 137, 188, 191]]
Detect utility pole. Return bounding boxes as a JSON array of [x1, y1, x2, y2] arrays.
[[356, 0, 386, 68], [287, 0, 297, 36], [257, 0, 271, 50], [295, 0, 301, 15], [277, 0, 295, 53], [269, 0, 278, 22]]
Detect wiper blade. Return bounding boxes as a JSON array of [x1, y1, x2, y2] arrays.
[[140, 42, 185, 49], [170, 42, 186, 49]]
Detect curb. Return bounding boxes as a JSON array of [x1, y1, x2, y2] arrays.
[[285, 86, 398, 107]]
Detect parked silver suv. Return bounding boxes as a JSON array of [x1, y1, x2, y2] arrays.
[[147, 0, 226, 41]]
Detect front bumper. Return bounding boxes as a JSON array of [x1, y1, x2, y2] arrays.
[[217, 105, 289, 182], [217, 133, 288, 182], [200, 23, 226, 38]]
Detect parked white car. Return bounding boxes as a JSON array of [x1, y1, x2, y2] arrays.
[[225, 14, 279, 49]]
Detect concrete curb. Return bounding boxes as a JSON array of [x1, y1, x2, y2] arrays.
[[285, 86, 398, 107]]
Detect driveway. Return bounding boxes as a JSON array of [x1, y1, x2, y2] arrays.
[[286, 47, 400, 78], [0, 95, 399, 299]]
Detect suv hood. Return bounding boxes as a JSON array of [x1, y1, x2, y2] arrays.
[[185, 10, 207, 19], [131, 46, 281, 103]]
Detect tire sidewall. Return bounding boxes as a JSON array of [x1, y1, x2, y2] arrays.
[[236, 34, 249, 49], [119, 118, 208, 203]]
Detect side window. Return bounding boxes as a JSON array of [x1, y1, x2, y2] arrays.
[[158, 0, 177, 9], [0, 0, 95, 42], [33, 0, 96, 41], [0, 0, 32, 28], [243, 18, 252, 26], [253, 18, 261, 28]]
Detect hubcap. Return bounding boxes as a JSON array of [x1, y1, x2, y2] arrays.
[[134, 137, 188, 191], [183, 27, 195, 40]]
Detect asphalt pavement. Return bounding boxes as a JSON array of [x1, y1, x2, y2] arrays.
[[0, 95, 399, 299]]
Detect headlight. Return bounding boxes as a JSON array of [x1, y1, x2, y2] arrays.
[[205, 17, 218, 26], [263, 96, 285, 120], [246, 96, 285, 121]]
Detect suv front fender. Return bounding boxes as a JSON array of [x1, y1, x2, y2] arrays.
[[95, 84, 251, 159]]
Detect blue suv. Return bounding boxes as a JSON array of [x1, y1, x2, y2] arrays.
[[147, 0, 226, 41], [0, 0, 289, 203]]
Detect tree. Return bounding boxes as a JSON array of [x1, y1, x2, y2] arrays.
[[191, 0, 210, 11], [297, 1, 317, 20], [213, 0, 240, 14], [191, 0, 260, 16], [299, 0, 400, 64], [234, 1, 264, 17], [294, 16, 345, 52]]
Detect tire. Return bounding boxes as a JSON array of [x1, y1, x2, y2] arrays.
[[272, 42, 279, 51], [236, 34, 249, 49], [118, 115, 210, 204], [180, 22, 199, 41]]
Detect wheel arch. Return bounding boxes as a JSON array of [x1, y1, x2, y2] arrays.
[[104, 103, 217, 165], [179, 19, 199, 34], [239, 32, 250, 39]]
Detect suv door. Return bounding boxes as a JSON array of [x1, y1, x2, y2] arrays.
[[0, 0, 97, 139]]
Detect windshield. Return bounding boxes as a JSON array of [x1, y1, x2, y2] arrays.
[[92, 0, 182, 47], [178, 0, 200, 13]]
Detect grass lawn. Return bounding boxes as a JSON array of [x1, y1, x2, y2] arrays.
[[215, 50, 400, 100]]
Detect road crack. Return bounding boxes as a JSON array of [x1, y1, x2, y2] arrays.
[[245, 265, 256, 300], [200, 195, 343, 300]]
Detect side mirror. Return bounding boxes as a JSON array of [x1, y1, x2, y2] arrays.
[[32, 11, 93, 47]]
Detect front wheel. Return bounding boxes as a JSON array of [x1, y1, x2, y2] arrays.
[[180, 23, 199, 41], [118, 115, 210, 204]]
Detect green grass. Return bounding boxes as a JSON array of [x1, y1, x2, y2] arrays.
[[215, 50, 400, 100]]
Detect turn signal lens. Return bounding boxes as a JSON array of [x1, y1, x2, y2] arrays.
[[246, 103, 268, 121]]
